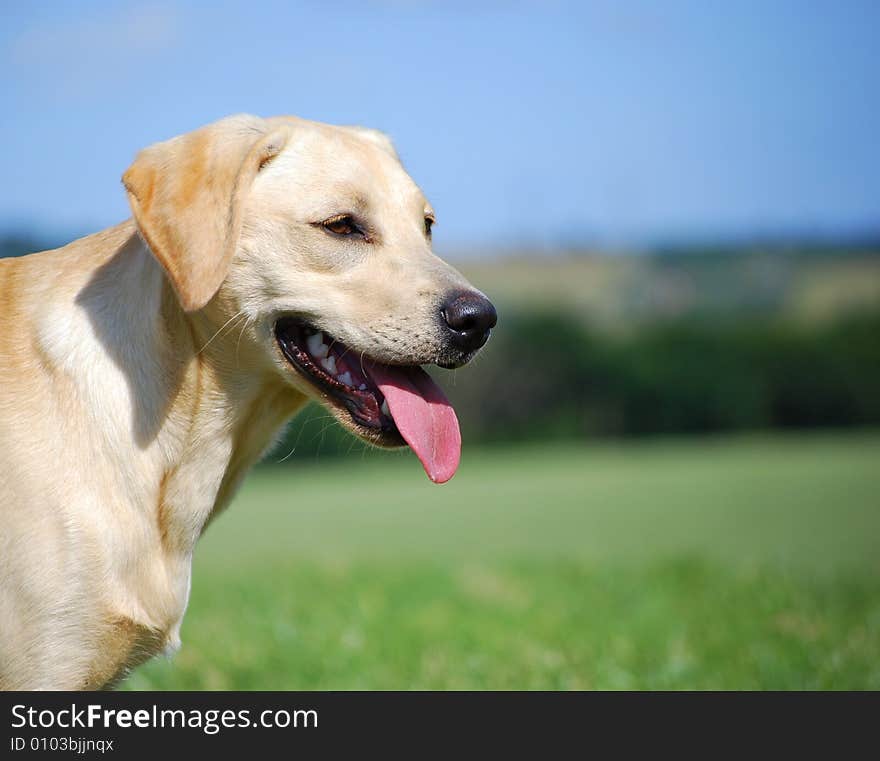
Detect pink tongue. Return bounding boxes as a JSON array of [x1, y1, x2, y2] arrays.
[[366, 364, 461, 484]]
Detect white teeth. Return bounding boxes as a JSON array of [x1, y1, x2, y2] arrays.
[[321, 355, 337, 375], [380, 399, 390, 416], [306, 332, 329, 359], [358, 383, 367, 391], [338, 371, 353, 387]]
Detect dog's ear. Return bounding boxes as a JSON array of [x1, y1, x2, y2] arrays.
[[123, 115, 290, 312]]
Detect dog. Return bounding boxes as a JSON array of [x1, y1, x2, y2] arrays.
[[0, 114, 496, 690]]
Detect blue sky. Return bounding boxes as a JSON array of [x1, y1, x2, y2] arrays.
[[1, 1, 878, 249]]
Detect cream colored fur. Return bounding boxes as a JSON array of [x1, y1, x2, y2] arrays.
[[0, 114, 478, 689]]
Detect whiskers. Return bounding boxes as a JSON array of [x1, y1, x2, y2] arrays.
[[274, 410, 337, 463], [235, 313, 257, 369], [196, 310, 249, 355]]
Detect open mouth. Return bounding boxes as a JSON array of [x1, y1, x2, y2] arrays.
[[274, 317, 397, 435], [274, 317, 462, 483]]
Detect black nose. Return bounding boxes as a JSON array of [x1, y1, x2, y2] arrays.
[[440, 291, 497, 352]]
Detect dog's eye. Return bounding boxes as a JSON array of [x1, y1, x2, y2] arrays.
[[322, 215, 358, 236], [424, 215, 434, 237]]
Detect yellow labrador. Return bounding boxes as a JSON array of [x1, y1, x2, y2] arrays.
[[0, 114, 495, 690]]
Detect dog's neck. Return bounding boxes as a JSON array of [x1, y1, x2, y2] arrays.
[[108, 225, 305, 540], [64, 222, 306, 632]]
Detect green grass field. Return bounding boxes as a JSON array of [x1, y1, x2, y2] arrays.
[[125, 432, 880, 690]]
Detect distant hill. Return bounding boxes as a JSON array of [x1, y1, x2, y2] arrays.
[[456, 247, 880, 329], [0, 235, 60, 259]]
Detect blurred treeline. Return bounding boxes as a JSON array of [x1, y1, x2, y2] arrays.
[[447, 307, 880, 441], [3, 235, 878, 457]]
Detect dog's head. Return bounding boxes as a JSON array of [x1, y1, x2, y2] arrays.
[[122, 114, 496, 482]]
